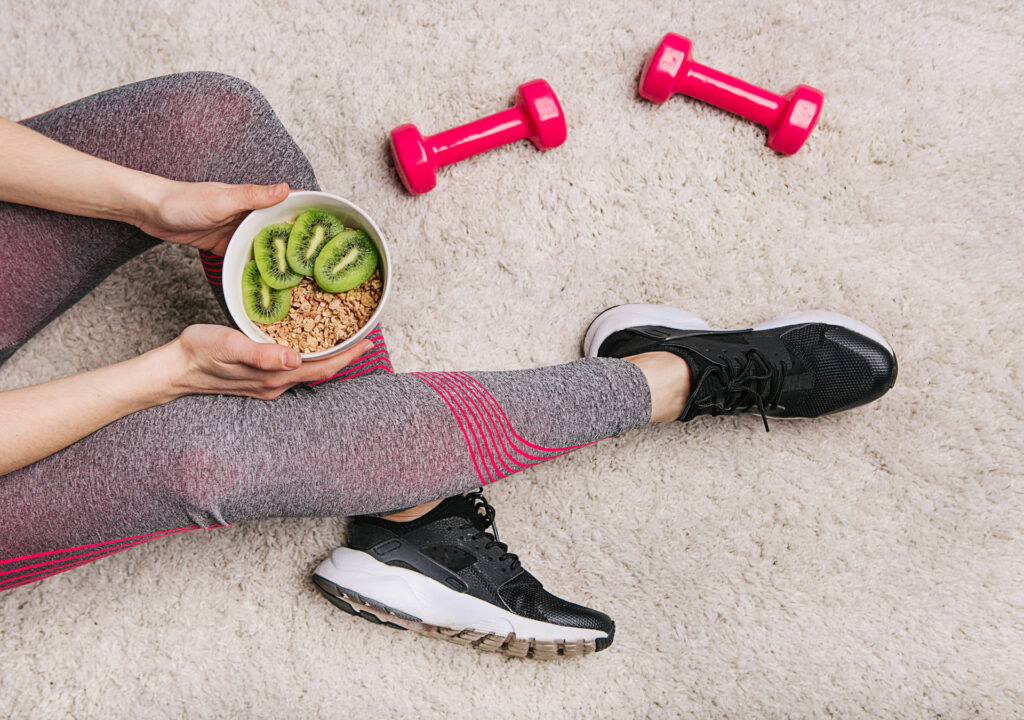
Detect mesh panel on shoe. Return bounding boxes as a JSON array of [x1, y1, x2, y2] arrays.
[[497, 572, 612, 631], [781, 325, 892, 417]]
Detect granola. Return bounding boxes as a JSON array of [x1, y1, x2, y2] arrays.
[[257, 270, 382, 354]]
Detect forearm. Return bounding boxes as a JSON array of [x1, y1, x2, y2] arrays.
[[0, 346, 180, 476], [0, 115, 168, 224]]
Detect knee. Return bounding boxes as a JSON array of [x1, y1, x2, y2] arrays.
[[161, 72, 275, 133], [153, 71, 316, 188], [182, 72, 272, 112]]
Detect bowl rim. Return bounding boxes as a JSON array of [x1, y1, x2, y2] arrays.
[[222, 190, 392, 360]]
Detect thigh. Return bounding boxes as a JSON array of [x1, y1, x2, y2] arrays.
[[1, 72, 322, 364], [19, 72, 318, 188]]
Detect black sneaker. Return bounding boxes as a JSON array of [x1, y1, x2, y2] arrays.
[[584, 304, 897, 429], [312, 491, 614, 660]]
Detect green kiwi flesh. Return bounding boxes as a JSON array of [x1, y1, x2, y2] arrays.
[[313, 230, 379, 293], [253, 222, 302, 289], [286, 209, 345, 276], [242, 260, 292, 324]]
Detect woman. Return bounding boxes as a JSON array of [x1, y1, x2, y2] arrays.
[[0, 73, 897, 659]]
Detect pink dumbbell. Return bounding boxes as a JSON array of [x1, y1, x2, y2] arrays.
[[639, 33, 824, 155], [390, 79, 566, 195]]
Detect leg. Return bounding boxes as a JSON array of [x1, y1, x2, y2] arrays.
[[0, 357, 653, 588], [1, 300, 897, 592], [311, 305, 898, 658], [0, 73, 396, 373]]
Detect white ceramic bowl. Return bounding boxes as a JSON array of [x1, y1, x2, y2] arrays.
[[223, 190, 392, 359]]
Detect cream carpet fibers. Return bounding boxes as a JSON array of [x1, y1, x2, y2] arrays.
[[1, 0, 1022, 717]]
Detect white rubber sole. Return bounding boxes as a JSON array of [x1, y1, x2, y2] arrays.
[[314, 548, 608, 644], [583, 304, 894, 358]]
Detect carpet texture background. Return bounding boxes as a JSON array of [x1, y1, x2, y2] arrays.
[[1, 0, 1022, 717]]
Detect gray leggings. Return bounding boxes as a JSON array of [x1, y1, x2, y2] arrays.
[[0, 73, 651, 590]]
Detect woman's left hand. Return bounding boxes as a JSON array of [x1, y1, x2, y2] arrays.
[[135, 179, 291, 255], [0, 117, 289, 256]]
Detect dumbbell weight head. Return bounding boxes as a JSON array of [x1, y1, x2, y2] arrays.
[[765, 84, 824, 155], [516, 79, 567, 150], [639, 32, 692, 103], [390, 124, 436, 195], [390, 79, 566, 195]]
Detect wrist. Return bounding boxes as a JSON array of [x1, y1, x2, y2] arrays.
[[121, 173, 174, 229], [139, 339, 193, 404]]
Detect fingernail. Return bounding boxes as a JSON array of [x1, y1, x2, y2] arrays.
[[283, 350, 300, 369]]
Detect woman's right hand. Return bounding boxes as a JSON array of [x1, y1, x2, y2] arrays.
[[160, 325, 374, 401]]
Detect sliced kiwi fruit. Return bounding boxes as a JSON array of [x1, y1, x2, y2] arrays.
[[313, 229, 379, 293], [253, 222, 303, 289], [242, 260, 292, 324], [286, 209, 345, 276]]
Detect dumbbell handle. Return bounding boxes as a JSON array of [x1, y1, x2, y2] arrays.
[[675, 61, 783, 128], [427, 106, 527, 168]]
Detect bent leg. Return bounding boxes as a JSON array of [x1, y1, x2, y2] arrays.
[[0, 72, 322, 365], [0, 358, 650, 588]]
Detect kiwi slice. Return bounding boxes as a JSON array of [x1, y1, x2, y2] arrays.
[[253, 222, 303, 289], [313, 230, 379, 293], [242, 260, 292, 324], [286, 209, 344, 276]]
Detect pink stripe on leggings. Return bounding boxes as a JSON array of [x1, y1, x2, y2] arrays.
[[1, 524, 223, 592], [0, 525, 221, 592], [440, 372, 564, 465], [310, 349, 390, 385], [419, 372, 504, 483], [455, 372, 601, 453], [411, 370, 603, 487], [0, 525, 204, 565], [412, 372, 490, 485], [327, 362, 393, 382], [0, 529, 183, 576], [1, 539, 158, 592], [431, 373, 518, 478]]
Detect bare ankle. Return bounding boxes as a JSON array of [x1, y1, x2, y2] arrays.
[[624, 352, 691, 423], [380, 499, 443, 522]]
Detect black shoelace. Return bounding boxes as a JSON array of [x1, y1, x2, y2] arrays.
[[459, 490, 521, 572], [683, 350, 786, 432]]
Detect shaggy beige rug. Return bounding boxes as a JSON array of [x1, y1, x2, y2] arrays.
[[1, 0, 1022, 717]]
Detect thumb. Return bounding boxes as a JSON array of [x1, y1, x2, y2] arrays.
[[235, 182, 290, 211], [232, 334, 301, 371]]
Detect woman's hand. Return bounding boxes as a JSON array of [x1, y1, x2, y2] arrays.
[[160, 324, 374, 401], [135, 180, 291, 255], [0, 117, 287, 253]]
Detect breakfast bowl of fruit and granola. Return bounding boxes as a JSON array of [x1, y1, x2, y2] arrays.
[[222, 191, 392, 359]]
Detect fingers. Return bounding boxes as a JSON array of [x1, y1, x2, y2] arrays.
[[275, 338, 375, 386], [192, 327, 373, 400], [256, 337, 372, 393], [236, 182, 290, 212], [242, 339, 374, 400]]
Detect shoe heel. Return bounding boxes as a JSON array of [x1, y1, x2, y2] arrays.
[[583, 303, 710, 357]]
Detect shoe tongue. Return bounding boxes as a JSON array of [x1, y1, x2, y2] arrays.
[[430, 493, 487, 526], [668, 348, 723, 421], [669, 346, 714, 380]]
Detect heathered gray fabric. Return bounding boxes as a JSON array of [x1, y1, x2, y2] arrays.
[[0, 73, 651, 568], [1, 361, 650, 559], [0, 72, 321, 356]]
